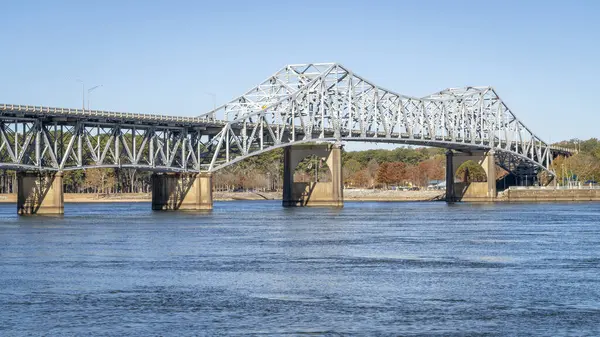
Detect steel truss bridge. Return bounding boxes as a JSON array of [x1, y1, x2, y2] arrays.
[[0, 63, 571, 179]]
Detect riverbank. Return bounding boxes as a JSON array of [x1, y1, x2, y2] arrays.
[[0, 189, 444, 203], [498, 187, 600, 201], [3, 188, 600, 203], [214, 189, 444, 201]]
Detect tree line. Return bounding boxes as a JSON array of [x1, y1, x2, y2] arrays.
[[342, 148, 446, 188], [551, 138, 600, 185]]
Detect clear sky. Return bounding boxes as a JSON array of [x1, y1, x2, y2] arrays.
[[1, 0, 598, 144]]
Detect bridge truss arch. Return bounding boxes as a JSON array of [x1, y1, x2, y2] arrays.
[[0, 63, 570, 179], [203, 63, 562, 177]]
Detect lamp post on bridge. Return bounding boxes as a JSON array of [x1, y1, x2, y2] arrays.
[[76, 80, 102, 111], [87, 85, 103, 110]]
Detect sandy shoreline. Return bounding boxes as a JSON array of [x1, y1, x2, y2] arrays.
[[0, 190, 443, 203]]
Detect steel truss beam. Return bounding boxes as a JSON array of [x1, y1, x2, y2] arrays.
[[0, 63, 573, 176], [0, 117, 220, 172], [202, 63, 570, 176]]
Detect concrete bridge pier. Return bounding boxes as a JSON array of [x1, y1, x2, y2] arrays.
[[283, 143, 343, 207], [445, 150, 497, 202], [151, 172, 213, 211], [445, 150, 455, 202], [17, 171, 64, 215]]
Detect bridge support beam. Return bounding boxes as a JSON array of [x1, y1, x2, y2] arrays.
[[445, 151, 455, 202], [486, 150, 497, 199], [17, 171, 64, 215], [445, 150, 497, 202], [283, 143, 343, 207], [151, 172, 213, 211]]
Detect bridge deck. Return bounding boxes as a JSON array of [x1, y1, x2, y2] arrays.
[[0, 103, 222, 127], [0, 103, 574, 155]]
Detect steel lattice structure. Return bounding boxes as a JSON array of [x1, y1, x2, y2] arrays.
[[0, 63, 571, 176], [0, 105, 221, 172], [202, 63, 570, 175]]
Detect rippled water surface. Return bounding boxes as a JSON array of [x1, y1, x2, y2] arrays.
[[1, 201, 599, 336]]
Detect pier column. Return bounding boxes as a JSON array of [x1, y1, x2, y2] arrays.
[[330, 144, 344, 206], [17, 171, 64, 215], [445, 150, 455, 202], [282, 143, 343, 207], [484, 150, 497, 199], [283, 146, 294, 206], [152, 172, 213, 211]]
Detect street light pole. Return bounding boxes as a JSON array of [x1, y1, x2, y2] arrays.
[[87, 85, 103, 110]]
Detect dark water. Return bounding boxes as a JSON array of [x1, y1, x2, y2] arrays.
[[1, 201, 599, 336]]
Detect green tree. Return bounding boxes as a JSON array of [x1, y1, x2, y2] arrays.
[[63, 170, 84, 193], [455, 160, 487, 182]]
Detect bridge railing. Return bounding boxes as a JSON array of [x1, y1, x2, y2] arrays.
[[548, 145, 578, 154], [0, 104, 218, 125]]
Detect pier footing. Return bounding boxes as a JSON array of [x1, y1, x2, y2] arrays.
[[445, 150, 496, 202], [17, 172, 64, 215], [151, 172, 213, 210], [283, 143, 343, 207]]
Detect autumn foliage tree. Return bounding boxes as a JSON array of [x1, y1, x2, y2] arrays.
[[550, 153, 600, 185], [376, 162, 406, 188], [415, 156, 445, 186], [349, 169, 370, 187], [343, 158, 362, 183], [376, 163, 391, 188]]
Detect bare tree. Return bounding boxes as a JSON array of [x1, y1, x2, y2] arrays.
[[85, 168, 116, 198]]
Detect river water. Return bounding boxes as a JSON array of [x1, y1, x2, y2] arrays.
[[0, 201, 599, 336]]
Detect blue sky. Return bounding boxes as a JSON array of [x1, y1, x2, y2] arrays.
[[1, 0, 598, 144]]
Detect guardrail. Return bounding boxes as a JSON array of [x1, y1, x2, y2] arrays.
[[0, 103, 217, 124], [548, 146, 578, 154]]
